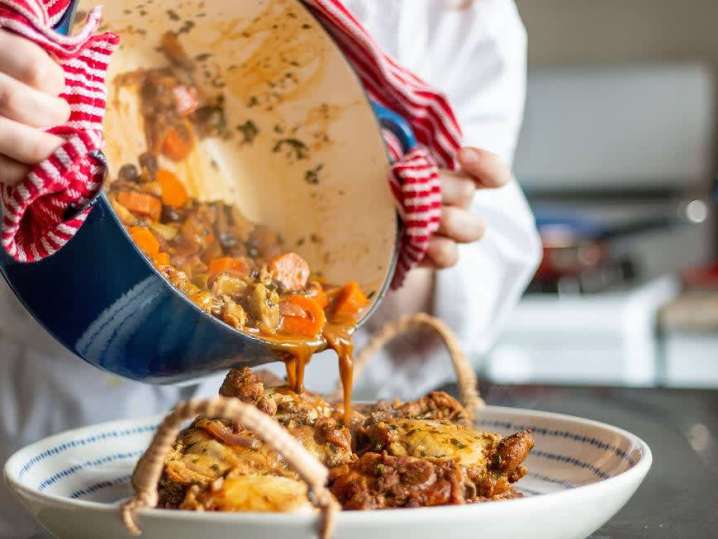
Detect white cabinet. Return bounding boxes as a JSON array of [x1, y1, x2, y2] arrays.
[[486, 277, 679, 386]]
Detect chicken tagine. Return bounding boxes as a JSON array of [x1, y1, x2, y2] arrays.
[[156, 367, 533, 514]]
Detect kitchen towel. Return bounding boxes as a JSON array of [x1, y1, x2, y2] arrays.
[[0, 0, 118, 262], [0, 0, 463, 288]]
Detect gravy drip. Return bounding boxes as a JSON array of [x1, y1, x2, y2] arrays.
[[270, 322, 356, 424], [325, 326, 354, 425]]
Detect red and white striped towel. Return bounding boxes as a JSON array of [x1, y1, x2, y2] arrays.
[[0, 0, 462, 289], [0, 0, 118, 261]]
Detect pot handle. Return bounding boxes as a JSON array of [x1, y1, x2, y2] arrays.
[[122, 397, 340, 538], [53, 0, 79, 35], [333, 313, 484, 421], [371, 101, 418, 154]]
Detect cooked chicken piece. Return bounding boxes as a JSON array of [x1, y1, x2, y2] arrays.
[[211, 273, 249, 297], [329, 452, 524, 510], [246, 283, 281, 333], [158, 368, 353, 509], [162, 421, 282, 486], [159, 412, 352, 508], [493, 431, 536, 482], [219, 367, 334, 422], [358, 391, 470, 424], [220, 296, 247, 329], [181, 474, 310, 512], [351, 418, 533, 505], [330, 418, 533, 509], [329, 452, 465, 509], [219, 367, 271, 404], [358, 418, 498, 466], [220, 370, 353, 465], [157, 368, 534, 513]]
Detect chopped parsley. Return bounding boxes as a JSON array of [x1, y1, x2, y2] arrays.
[[273, 138, 308, 160], [237, 120, 259, 144], [304, 164, 323, 185]]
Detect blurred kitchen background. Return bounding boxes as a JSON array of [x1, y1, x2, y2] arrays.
[[484, 0, 718, 387]]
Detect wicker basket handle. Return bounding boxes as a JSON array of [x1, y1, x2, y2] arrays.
[[121, 397, 340, 539], [339, 313, 484, 420]]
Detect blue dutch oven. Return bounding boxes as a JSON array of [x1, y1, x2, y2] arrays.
[[0, 0, 417, 384]]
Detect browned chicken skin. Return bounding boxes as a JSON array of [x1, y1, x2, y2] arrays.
[[357, 390, 471, 424], [157, 368, 533, 512]]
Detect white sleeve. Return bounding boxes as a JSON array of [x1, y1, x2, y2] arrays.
[[426, 1, 542, 386], [415, 0, 529, 164], [356, 1, 540, 398], [302, 1, 541, 399]]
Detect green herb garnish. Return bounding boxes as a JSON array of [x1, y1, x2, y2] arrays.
[[237, 120, 259, 144]]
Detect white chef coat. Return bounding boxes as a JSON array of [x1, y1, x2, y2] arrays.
[[0, 1, 540, 536]]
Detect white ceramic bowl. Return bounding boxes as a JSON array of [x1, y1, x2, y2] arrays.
[[5, 406, 651, 539]]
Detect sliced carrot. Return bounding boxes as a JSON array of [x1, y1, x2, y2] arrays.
[[129, 226, 160, 258], [116, 191, 162, 221], [279, 295, 326, 338], [208, 256, 250, 278], [268, 252, 310, 292], [332, 281, 369, 321], [161, 126, 193, 161], [153, 252, 171, 266], [156, 169, 189, 207]]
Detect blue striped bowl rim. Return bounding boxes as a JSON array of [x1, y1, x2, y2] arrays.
[[5, 406, 652, 516]]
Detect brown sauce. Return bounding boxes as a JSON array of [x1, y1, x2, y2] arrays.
[[325, 326, 355, 425], [269, 323, 356, 424]]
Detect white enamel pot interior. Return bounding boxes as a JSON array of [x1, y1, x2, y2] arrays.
[[82, 0, 398, 311]]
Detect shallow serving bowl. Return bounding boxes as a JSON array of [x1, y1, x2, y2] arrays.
[[5, 406, 651, 539]]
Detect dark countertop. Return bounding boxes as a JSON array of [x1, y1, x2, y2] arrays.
[[457, 383, 718, 539]]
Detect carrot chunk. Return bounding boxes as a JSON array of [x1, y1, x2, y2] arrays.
[[157, 169, 188, 207], [129, 226, 160, 258], [268, 252, 310, 292], [161, 126, 193, 161], [208, 257, 251, 278], [332, 281, 369, 321], [279, 295, 326, 338], [153, 252, 171, 266], [116, 191, 162, 222]]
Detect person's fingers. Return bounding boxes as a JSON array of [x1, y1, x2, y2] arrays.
[[0, 72, 70, 128], [0, 116, 63, 164], [459, 147, 511, 188], [0, 30, 66, 96], [441, 172, 476, 208], [438, 206, 486, 244], [422, 236, 459, 269], [0, 154, 29, 186]]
